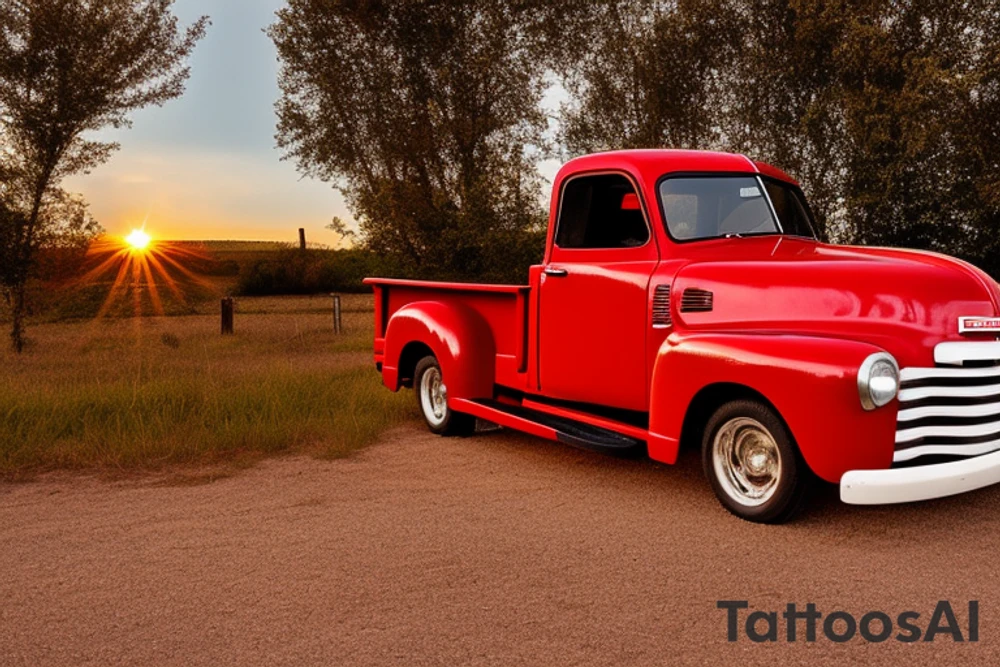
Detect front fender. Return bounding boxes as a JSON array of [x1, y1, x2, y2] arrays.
[[382, 301, 496, 400], [648, 334, 898, 483]]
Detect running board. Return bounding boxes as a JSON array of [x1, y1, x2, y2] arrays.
[[459, 398, 646, 458]]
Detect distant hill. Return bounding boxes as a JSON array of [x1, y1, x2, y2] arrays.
[[170, 240, 296, 252]]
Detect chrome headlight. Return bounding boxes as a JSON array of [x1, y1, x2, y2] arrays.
[[858, 352, 900, 411]]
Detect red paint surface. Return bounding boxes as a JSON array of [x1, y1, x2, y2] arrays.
[[365, 150, 1000, 483]]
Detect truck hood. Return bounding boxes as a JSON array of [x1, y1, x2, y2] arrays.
[[671, 236, 1000, 367]]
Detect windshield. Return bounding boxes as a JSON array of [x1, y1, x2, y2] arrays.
[[659, 175, 817, 241]]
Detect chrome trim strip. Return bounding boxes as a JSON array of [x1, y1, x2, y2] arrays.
[[893, 440, 1000, 463], [898, 401, 1000, 423], [934, 341, 1000, 366], [899, 382, 1000, 402], [900, 365, 1000, 381], [895, 421, 1000, 445], [755, 175, 784, 234]]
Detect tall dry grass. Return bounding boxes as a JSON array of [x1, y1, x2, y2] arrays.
[[0, 294, 415, 476]]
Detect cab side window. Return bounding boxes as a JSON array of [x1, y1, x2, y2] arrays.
[[763, 180, 817, 238], [555, 174, 649, 250]]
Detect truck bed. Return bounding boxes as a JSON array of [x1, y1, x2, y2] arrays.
[[364, 278, 652, 455], [363, 278, 533, 390]]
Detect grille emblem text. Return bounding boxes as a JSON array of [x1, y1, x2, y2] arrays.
[[959, 317, 1000, 334]]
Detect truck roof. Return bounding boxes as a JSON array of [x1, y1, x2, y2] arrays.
[[557, 149, 798, 186]]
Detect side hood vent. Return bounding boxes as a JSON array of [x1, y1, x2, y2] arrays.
[[681, 288, 714, 313], [652, 285, 671, 327]]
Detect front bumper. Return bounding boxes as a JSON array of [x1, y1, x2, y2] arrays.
[[841, 448, 1000, 505]]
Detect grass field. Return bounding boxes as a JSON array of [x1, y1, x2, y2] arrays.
[[0, 294, 416, 478]]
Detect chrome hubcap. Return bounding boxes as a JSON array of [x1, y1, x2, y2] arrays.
[[712, 417, 781, 507], [420, 367, 448, 427]]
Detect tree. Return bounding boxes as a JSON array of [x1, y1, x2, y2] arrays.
[[560, 0, 1000, 273], [559, 0, 737, 156], [0, 0, 208, 352], [326, 216, 357, 248], [724, 0, 1000, 255], [717, 0, 847, 241], [269, 0, 558, 283], [833, 0, 1000, 268], [2, 187, 100, 317]]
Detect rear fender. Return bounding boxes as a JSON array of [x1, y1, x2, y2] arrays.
[[648, 334, 898, 482], [382, 301, 496, 400]]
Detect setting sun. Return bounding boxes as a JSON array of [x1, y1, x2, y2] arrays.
[[125, 229, 152, 251]]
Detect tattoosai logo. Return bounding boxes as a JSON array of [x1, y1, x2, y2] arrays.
[[717, 601, 979, 643]]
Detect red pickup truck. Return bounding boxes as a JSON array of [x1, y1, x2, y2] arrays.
[[365, 149, 1000, 523]]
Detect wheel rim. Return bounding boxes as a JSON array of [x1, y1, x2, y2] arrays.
[[712, 417, 781, 507], [419, 366, 448, 428]]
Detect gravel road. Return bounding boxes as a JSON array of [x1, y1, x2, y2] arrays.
[[2, 425, 999, 666]]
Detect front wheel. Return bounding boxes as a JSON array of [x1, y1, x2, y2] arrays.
[[702, 400, 810, 524], [414, 356, 476, 437]]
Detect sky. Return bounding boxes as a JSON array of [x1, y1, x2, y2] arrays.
[[65, 0, 348, 245], [63, 0, 564, 246]]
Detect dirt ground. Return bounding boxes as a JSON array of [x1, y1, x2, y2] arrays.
[[2, 425, 1000, 666]]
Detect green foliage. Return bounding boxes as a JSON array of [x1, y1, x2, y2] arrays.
[[269, 0, 553, 281], [721, 0, 1000, 265], [235, 229, 545, 296], [559, 0, 1000, 277], [236, 248, 391, 296], [559, 0, 734, 154]]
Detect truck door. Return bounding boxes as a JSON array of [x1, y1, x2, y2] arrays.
[[539, 173, 658, 412]]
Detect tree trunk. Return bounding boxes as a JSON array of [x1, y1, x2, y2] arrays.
[[9, 282, 26, 354]]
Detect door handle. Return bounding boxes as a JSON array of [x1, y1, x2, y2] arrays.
[[544, 267, 568, 277]]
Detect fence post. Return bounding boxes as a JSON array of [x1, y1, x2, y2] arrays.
[[333, 294, 343, 334], [299, 228, 307, 250], [221, 297, 234, 335]]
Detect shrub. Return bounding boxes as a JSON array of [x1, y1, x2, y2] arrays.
[[235, 231, 546, 296]]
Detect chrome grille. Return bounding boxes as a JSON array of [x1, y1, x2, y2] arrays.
[[652, 285, 671, 328], [895, 362, 1000, 463]]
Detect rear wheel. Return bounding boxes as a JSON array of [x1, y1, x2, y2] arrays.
[[414, 356, 476, 436], [702, 400, 809, 524]]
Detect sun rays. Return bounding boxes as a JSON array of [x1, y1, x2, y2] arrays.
[[77, 232, 218, 318]]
